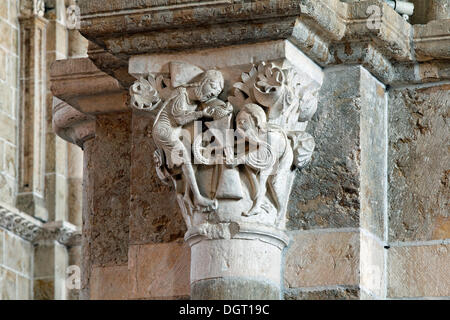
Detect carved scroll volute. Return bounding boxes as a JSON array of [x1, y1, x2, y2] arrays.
[[129, 61, 317, 235]]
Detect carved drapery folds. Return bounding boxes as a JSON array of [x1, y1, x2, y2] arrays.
[[130, 61, 317, 238]]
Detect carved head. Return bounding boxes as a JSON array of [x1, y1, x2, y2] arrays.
[[236, 104, 267, 141], [194, 70, 224, 103]]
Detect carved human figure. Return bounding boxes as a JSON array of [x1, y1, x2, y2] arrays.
[[232, 103, 294, 217], [152, 70, 230, 212]]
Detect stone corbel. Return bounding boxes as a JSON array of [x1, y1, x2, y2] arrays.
[[50, 57, 130, 148], [52, 98, 95, 148]]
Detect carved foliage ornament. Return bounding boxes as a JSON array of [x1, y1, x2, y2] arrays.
[[130, 61, 316, 231]]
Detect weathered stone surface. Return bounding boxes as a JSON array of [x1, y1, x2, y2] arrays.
[[34, 245, 55, 278], [129, 113, 185, 245], [284, 231, 359, 288], [360, 231, 386, 299], [388, 243, 450, 298], [128, 242, 190, 299], [0, 112, 16, 144], [359, 68, 387, 239], [0, 229, 3, 265], [4, 232, 32, 276], [388, 85, 450, 241], [91, 113, 131, 266], [191, 278, 280, 300], [0, 267, 16, 300], [34, 279, 54, 300], [287, 66, 361, 230], [17, 275, 31, 299], [414, 20, 450, 61], [4, 143, 16, 178], [284, 286, 359, 300], [191, 237, 284, 287], [81, 139, 94, 299], [90, 265, 129, 300]]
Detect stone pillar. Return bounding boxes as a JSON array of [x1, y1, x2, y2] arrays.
[[51, 58, 130, 299]]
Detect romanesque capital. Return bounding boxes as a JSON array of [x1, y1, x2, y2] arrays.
[[130, 61, 317, 234]]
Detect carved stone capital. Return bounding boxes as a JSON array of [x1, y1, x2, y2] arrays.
[[128, 39, 323, 299]]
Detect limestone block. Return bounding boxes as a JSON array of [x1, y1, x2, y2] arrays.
[[360, 231, 386, 298], [0, 112, 16, 144], [191, 237, 284, 286], [0, 81, 13, 116], [90, 265, 129, 300], [0, 140, 3, 173], [54, 243, 68, 300], [0, 19, 13, 51], [17, 275, 31, 299], [359, 68, 387, 239], [0, 0, 8, 20], [0, 267, 16, 300], [4, 232, 32, 276], [284, 231, 359, 288], [427, 0, 450, 21], [288, 66, 361, 230], [388, 85, 450, 241], [34, 245, 55, 278], [284, 287, 359, 300], [0, 173, 15, 205], [6, 54, 18, 88], [67, 177, 82, 226], [0, 48, 6, 81], [90, 113, 131, 266], [128, 242, 190, 299], [0, 228, 3, 265], [55, 173, 68, 221], [9, 0, 18, 24], [388, 243, 450, 298], [414, 20, 450, 61], [46, 19, 68, 53], [130, 113, 185, 245], [34, 279, 54, 300], [4, 143, 16, 178]]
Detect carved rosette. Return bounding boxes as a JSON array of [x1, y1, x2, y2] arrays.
[[130, 61, 318, 243]]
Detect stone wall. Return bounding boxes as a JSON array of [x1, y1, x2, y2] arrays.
[[0, 0, 19, 208], [0, 0, 85, 300], [0, 228, 33, 299]]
